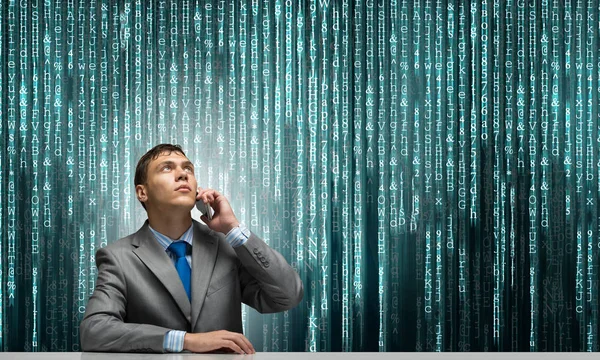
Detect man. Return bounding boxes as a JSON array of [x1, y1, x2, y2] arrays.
[[80, 144, 303, 353]]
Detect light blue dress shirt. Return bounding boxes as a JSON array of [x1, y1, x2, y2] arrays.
[[148, 222, 250, 353]]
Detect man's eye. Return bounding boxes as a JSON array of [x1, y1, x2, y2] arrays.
[[185, 167, 194, 172], [162, 166, 171, 171]]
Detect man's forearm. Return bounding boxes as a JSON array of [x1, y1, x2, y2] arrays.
[[235, 233, 304, 313], [80, 313, 171, 353]]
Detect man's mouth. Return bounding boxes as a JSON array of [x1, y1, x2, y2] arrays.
[[175, 185, 192, 192]]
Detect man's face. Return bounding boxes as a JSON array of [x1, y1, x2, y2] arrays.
[[137, 151, 198, 212]]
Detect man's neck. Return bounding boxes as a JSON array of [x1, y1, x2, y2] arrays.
[[147, 209, 193, 240]]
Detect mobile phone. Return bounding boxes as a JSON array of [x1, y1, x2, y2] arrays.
[[196, 200, 213, 221]]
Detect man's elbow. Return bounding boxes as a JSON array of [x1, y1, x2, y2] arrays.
[[290, 279, 304, 308], [79, 315, 109, 352], [79, 317, 94, 351], [279, 277, 304, 311]]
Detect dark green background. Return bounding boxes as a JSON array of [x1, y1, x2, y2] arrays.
[[0, 0, 599, 352]]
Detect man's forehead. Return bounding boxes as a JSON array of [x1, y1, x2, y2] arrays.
[[151, 151, 191, 164]]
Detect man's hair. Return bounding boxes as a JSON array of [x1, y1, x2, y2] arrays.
[[134, 144, 187, 209]]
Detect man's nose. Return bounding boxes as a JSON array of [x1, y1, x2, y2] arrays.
[[176, 168, 189, 180]]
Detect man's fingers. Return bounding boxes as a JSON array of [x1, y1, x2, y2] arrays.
[[196, 188, 224, 205], [233, 333, 254, 353], [203, 190, 216, 202], [223, 340, 245, 354], [233, 334, 254, 354], [222, 333, 253, 354], [239, 334, 255, 353], [184, 331, 253, 354], [198, 191, 214, 204]]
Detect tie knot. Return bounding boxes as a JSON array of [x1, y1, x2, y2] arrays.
[[168, 241, 189, 258]]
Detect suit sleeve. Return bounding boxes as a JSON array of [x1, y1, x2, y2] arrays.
[[233, 232, 304, 313], [80, 247, 172, 353]]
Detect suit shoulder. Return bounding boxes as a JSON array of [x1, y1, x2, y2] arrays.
[[193, 220, 236, 255], [193, 220, 225, 240]]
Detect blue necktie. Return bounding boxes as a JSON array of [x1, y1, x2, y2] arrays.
[[168, 241, 191, 301]]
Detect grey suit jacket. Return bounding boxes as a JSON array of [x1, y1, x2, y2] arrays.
[[79, 220, 303, 352]]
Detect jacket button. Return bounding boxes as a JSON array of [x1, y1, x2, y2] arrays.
[[253, 248, 259, 254], [264, 262, 270, 267]]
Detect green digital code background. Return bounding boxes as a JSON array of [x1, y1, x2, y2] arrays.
[[0, 0, 599, 352]]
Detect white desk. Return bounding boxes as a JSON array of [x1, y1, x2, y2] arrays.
[[0, 353, 597, 360]]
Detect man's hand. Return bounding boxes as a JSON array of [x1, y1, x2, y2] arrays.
[[196, 187, 240, 234], [183, 330, 255, 354]]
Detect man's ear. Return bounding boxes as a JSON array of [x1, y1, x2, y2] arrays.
[[136, 184, 148, 203]]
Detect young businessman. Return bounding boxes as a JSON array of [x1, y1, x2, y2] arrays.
[[80, 144, 303, 353]]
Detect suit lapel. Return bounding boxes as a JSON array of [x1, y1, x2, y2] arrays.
[[131, 222, 191, 324], [190, 221, 219, 331]]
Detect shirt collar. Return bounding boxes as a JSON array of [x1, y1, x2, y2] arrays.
[[148, 223, 194, 252]]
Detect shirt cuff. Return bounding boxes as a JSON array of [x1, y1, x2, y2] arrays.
[[225, 223, 250, 248], [164, 330, 186, 352]]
